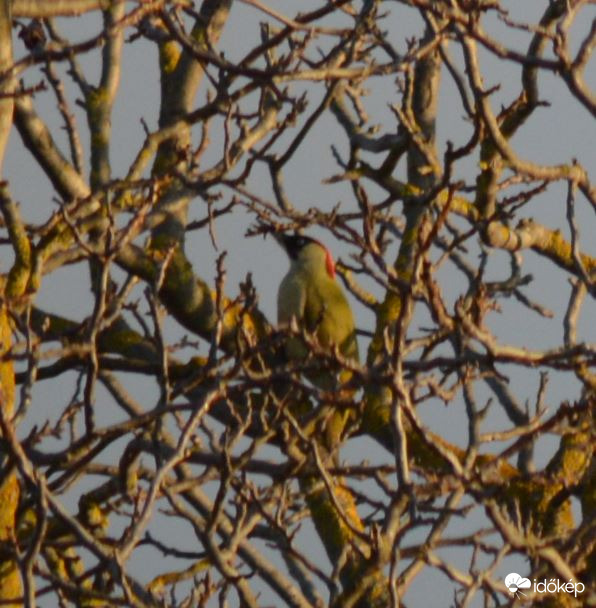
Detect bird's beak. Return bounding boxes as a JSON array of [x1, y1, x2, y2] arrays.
[[273, 232, 291, 253]]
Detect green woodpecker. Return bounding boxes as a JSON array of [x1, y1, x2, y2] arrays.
[[276, 233, 359, 390], [276, 234, 364, 561]]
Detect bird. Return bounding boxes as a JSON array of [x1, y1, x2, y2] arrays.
[[275, 233, 365, 562], [276, 233, 358, 373], [275, 233, 359, 449]]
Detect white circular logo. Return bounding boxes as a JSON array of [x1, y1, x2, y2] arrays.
[[504, 572, 531, 597]]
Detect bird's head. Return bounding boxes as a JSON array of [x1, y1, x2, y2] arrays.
[[274, 233, 336, 279]]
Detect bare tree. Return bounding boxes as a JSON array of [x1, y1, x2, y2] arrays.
[[0, 1, 594, 606]]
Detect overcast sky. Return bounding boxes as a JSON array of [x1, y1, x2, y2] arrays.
[[3, 1, 595, 606]]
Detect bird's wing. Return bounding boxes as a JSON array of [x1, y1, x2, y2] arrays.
[[277, 272, 307, 325]]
